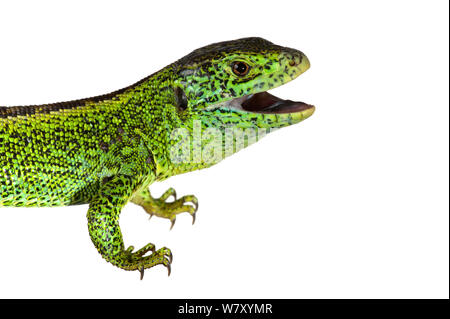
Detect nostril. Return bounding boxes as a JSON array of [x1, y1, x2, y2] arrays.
[[289, 60, 296, 67]]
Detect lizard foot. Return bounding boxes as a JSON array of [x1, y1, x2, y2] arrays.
[[132, 188, 198, 230], [125, 244, 173, 280]]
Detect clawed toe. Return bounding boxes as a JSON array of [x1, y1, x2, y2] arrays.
[[136, 246, 173, 280], [133, 188, 199, 229], [147, 191, 199, 229]]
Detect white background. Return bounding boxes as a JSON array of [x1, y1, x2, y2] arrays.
[[0, 0, 448, 298]]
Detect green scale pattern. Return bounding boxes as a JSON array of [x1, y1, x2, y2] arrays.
[[0, 37, 314, 278]]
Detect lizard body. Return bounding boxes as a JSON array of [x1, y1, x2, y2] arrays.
[[0, 37, 314, 277]]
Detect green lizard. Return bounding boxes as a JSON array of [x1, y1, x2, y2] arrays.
[[0, 37, 314, 279]]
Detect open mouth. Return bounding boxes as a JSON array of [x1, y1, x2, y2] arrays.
[[216, 91, 314, 115], [240, 91, 313, 114]]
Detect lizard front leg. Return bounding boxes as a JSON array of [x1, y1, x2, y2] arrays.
[[131, 187, 198, 229], [87, 174, 172, 279]]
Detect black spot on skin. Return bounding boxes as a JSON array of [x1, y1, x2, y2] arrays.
[[102, 176, 113, 184], [175, 87, 188, 112], [99, 142, 109, 152]]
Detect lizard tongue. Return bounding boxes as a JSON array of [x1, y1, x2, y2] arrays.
[[241, 91, 313, 114]]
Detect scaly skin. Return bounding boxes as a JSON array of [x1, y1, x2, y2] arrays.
[[0, 37, 314, 278]]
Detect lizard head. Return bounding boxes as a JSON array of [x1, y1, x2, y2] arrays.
[[164, 37, 314, 171], [171, 37, 314, 131]]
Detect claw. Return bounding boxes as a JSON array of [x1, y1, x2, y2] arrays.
[[168, 251, 173, 264], [165, 263, 172, 276], [170, 218, 176, 230], [194, 202, 199, 213], [139, 265, 145, 280], [192, 212, 196, 225]]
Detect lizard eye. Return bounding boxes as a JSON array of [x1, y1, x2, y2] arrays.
[[175, 87, 188, 112], [231, 61, 250, 76]]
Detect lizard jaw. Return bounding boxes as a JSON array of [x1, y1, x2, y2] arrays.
[[216, 91, 315, 118], [241, 91, 313, 115]]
